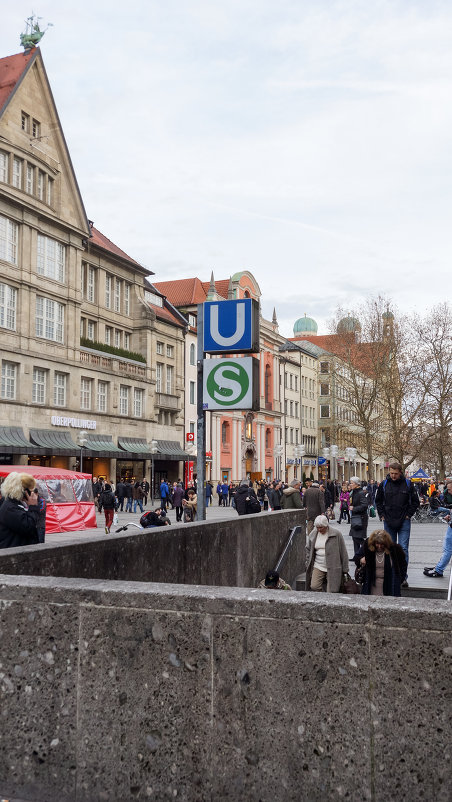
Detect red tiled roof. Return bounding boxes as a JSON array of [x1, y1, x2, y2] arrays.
[[154, 277, 232, 307], [200, 279, 230, 299], [89, 225, 145, 269], [148, 303, 184, 328], [0, 50, 36, 115], [292, 334, 387, 376]]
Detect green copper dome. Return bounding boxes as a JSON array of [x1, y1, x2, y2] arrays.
[[293, 315, 318, 335], [337, 315, 361, 333]]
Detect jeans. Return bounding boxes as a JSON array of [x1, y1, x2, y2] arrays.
[[431, 507, 450, 517], [384, 518, 411, 576], [125, 497, 133, 512], [133, 500, 143, 514], [435, 524, 452, 574]]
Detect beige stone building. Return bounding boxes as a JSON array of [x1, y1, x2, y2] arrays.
[[0, 48, 188, 488], [279, 339, 319, 482]]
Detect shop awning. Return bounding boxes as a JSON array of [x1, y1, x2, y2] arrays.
[[84, 434, 125, 458], [117, 437, 150, 456], [0, 426, 39, 454], [29, 428, 78, 455], [155, 439, 190, 461]]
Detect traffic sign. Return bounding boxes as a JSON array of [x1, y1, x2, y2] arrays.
[[203, 299, 259, 354], [202, 357, 259, 410]]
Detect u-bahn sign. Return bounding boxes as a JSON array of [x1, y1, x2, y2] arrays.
[[203, 357, 259, 410], [203, 298, 259, 354]]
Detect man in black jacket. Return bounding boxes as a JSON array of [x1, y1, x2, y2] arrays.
[[375, 461, 419, 586], [349, 477, 369, 557], [234, 480, 260, 516]]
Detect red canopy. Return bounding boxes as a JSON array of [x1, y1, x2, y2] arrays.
[[0, 465, 96, 534]]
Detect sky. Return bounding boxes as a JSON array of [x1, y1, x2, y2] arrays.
[[1, 2, 451, 337]]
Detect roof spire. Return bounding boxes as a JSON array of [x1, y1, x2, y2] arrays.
[[206, 271, 216, 301], [228, 276, 234, 299], [272, 307, 279, 332]]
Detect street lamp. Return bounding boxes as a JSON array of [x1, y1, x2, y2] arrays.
[[330, 444, 338, 482], [77, 430, 88, 473], [294, 444, 306, 479], [149, 440, 158, 506], [345, 447, 357, 481], [273, 443, 284, 480]]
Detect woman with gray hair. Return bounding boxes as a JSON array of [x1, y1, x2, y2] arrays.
[[0, 472, 40, 549], [306, 514, 349, 593]]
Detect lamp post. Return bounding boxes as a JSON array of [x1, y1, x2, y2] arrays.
[[77, 430, 88, 473], [345, 447, 357, 481], [294, 444, 306, 479], [330, 444, 338, 482], [273, 443, 283, 481], [149, 440, 158, 506]]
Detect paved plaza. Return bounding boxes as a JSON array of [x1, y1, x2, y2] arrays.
[[44, 502, 451, 596]]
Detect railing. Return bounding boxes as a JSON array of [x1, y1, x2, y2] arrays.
[[156, 392, 180, 410], [80, 350, 146, 378], [274, 525, 302, 575]]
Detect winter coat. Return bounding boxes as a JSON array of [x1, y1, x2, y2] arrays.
[[123, 482, 133, 499], [132, 485, 145, 502], [267, 487, 282, 509], [354, 539, 407, 596], [160, 481, 170, 499], [303, 487, 325, 520], [115, 481, 126, 499], [101, 488, 117, 509], [0, 497, 40, 549], [172, 486, 185, 506], [306, 525, 349, 593], [234, 484, 259, 516], [349, 487, 369, 539], [375, 475, 419, 528], [281, 487, 303, 510], [340, 491, 350, 509]]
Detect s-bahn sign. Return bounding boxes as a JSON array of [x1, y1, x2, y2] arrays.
[[203, 298, 259, 354], [202, 357, 259, 410]]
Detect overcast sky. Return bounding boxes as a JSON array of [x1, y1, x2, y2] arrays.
[[2, 2, 451, 336]]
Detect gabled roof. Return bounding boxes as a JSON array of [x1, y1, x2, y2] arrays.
[[293, 335, 388, 376], [0, 50, 36, 116], [154, 277, 232, 307], [88, 224, 150, 271]]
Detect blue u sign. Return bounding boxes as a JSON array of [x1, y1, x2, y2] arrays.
[[203, 299, 259, 354]]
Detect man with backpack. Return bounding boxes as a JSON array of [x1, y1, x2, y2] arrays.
[[375, 461, 420, 587], [234, 479, 261, 516]]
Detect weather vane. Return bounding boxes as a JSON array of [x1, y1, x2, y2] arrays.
[[20, 13, 53, 50]]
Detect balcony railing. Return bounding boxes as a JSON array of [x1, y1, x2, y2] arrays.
[[156, 392, 180, 410], [80, 348, 146, 378]]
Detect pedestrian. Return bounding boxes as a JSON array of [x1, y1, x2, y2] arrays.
[[423, 513, 452, 578], [258, 570, 292, 590], [140, 477, 150, 506], [172, 482, 185, 523], [375, 462, 420, 588], [303, 481, 326, 533], [428, 491, 450, 517], [182, 488, 197, 521], [337, 483, 351, 524], [354, 529, 407, 596], [281, 479, 303, 510], [115, 478, 126, 511], [221, 481, 229, 506], [0, 472, 40, 549], [160, 478, 170, 512], [306, 514, 349, 593], [100, 482, 116, 533], [124, 479, 133, 513], [216, 481, 223, 506], [267, 480, 282, 511], [441, 480, 452, 508], [205, 481, 213, 506], [349, 476, 369, 557], [132, 481, 144, 514], [234, 479, 261, 516]]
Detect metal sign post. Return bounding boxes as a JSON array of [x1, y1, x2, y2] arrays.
[[197, 304, 207, 521]]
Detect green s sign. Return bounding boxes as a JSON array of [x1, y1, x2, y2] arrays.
[[203, 357, 258, 411]]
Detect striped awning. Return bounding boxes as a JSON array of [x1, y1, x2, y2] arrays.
[[0, 427, 39, 454]]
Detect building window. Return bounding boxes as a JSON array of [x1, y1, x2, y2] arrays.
[[320, 362, 330, 374], [114, 278, 121, 313], [320, 383, 329, 396], [32, 119, 40, 138], [0, 283, 17, 330], [21, 111, 30, 132], [114, 329, 121, 348], [320, 405, 330, 418], [86, 265, 95, 302], [295, 376, 298, 391], [265, 364, 271, 404], [80, 378, 92, 410], [189, 380, 195, 405], [47, 177, 53, 206], [87, 320, 96, 340], [295, 402, 299, 418], [188, 313, 196, 327], [189, 343, 196, 366], [156, 363, 163, 393], [12, 157, 22, 189], [289, 373, 293, 389], [245, 413, 253, 440], [105, 326, 112, 345], [37, 170, 45, 200], [105, 275, 111, 308], [36, 297, 64, 343], [166, 365, 174, 394], [32, 367, 46, 404], [124, 284, 130, 315], [119, 385, 129, 415], [0, 151, 8, 183], [265, 428, 271, 449], [166, 344, 174, 358], [26, 164, 34, 194], [54, 372, 67, 406], [124, 332, 131, 350], [1, 361, 17, 400], [80, 317, 85, 338], [189, 421, 195, 435], [134, 388, 144, 417], [290, 400, 293, 417], [156, 341, 163, 355], [37, 235, 65, 283], [0, 215, 18, 264], [97, 380, 108, 413], [222, 421, 230, 445]]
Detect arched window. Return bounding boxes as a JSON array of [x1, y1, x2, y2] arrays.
[[189, 343, 196, 366], [245, 413, 254, 441], [265, 363, 272, 406], [265, 428, 271, 449], [221, 421, 230, 445]]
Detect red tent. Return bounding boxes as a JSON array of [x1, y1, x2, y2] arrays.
[[0, 466, 96, 534]]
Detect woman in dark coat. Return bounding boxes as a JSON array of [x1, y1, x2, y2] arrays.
[[354, 529, 407, 596], [0, 472, 40, 549], [349, 476, 369, 556], [234, 480, 260, 516]]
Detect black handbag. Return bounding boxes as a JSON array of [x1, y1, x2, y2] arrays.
[[354, 565, 366, 585], [341, 572, 361, 594], [350, 514, 363, 530]]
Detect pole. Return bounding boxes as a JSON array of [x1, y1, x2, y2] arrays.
[[80, 446, 83, 473], [197, 303, 206, 521], [151, 456, 154, 507]]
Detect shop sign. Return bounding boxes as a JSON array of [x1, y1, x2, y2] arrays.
[[203, 298, 259, 354], [185, 460, 194, 483], [302, 458, 317, 466], [206, 451, 212, 461], [203, 357, 259, 411], [51, 415, 96, 429], [318, 457, 327, 465], [186, 432, 195, 442]]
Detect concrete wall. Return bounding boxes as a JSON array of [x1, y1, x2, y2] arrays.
[[0, 576, 450, 802], [0, 510, 305, 589]]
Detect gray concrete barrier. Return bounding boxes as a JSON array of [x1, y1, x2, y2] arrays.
[[0, 577, 450, 802]]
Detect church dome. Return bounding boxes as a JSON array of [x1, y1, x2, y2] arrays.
[[337, 315, 361, 334], [382, 310, 394, 319], [293, 315, 318, 335]]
